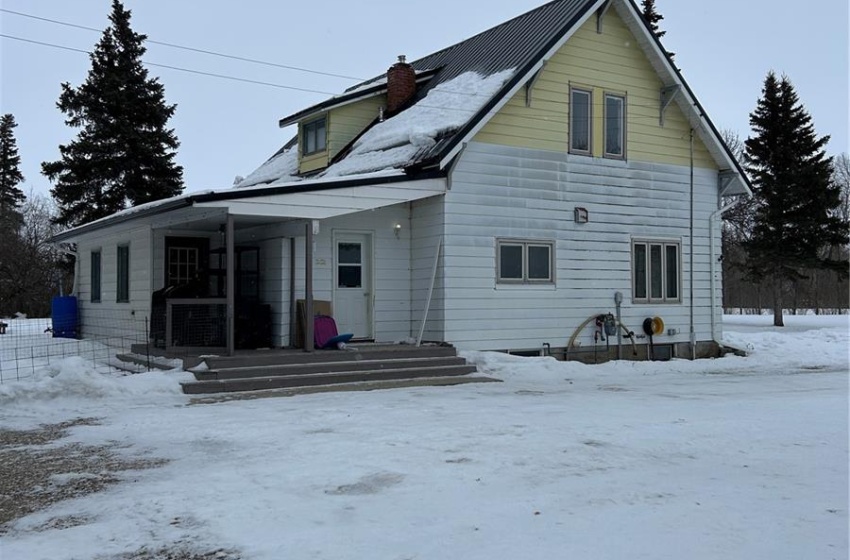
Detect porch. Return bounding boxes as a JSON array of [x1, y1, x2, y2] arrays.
[[143, 177, 447, 356]]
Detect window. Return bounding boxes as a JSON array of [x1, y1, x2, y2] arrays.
[[604, 93, 626, 158], [168, 246, 199, 286], [337, 242, 363, 288], [302, 117, 327, 155], [632, 239, 680, 303], [117, 245, 130, 303], [569, 88, 592, 154], [90, 250, 102, 303], [497, 240, 554, 284]]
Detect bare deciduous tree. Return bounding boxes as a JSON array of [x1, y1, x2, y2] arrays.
[[0, 192, 69, 317]]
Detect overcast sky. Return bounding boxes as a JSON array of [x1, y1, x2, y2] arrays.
[[1, 0, 847, 200]]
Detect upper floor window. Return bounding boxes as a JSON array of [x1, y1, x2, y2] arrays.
[[497, 239, 555, 284], [604, 93, 626, 158], [632, 239, 680, 303], [569, 88, 592, 155], [90, 250, 102, 303], [117, 245, 130, 303], [302, 117, 327, 155]]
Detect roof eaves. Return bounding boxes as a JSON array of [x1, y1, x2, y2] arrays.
[[619, 0, 753, 195], [278, 85, 386, 128], [51, 197, 195, 243], [194, 167, 448, 204], [52, 170, 449, 243]]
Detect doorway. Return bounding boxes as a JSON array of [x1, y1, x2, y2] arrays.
[[333, 232, 373, 339]]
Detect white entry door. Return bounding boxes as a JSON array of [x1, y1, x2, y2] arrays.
[[333, 233, 373, 339]]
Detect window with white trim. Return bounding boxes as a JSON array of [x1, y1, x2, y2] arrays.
[[569, 88, 592, 155], [604, 93, 626, 158], [302, 117, 327, 155], [497, 239, 555, 284], [632, 239, 680, 303]]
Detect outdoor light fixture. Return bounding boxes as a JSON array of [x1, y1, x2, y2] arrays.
[[394, 223, 402, 238]]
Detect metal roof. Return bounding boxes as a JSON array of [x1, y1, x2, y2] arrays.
[[270, 0, 750, 195]]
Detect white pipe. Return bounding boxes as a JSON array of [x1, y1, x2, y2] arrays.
[[709, 198, 742, 345], [416, 236, 443, 347]]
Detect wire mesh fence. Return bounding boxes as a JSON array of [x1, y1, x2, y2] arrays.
[[0, 310, 152, 384]]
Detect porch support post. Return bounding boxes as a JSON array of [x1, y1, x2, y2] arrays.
[[226, 213, 236, 356], [304, 221, 314, 352], [289, 237, 297, 348]]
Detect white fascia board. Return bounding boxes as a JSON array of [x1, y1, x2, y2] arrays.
[[194, 178, 447, 220], [278, 90, 384, 129], [438, 0, 609, 170]]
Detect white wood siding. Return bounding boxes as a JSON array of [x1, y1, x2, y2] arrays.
[[250, 204, 416, 345], [259, 238, 286, 347], [75, 225, 152, 346], [443, 141, 721, 351], [410, 195, 447, 342]]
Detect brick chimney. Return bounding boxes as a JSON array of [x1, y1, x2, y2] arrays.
[[386, 55, 416, 115]]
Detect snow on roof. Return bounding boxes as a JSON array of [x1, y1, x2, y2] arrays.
[[234, 69, 515, 187], [321, 69, 514, 178], [234, 147, 300, 189]]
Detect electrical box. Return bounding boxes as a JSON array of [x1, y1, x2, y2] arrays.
[[574, 207, 589, 223]]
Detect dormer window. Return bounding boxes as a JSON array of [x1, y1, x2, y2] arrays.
[[302, 117, 327, 155]]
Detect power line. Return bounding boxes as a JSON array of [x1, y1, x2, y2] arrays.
[[0, 7, 365, 82], [2, 33, 699, 126], [0, 34, 338, 96]]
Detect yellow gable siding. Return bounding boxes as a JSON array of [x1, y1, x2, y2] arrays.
[[298, 96, 386, 174], [476, 9, 716, 170], [329, 96, 385, 157]]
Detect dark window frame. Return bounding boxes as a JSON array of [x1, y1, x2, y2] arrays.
[[90, 250, 102, 303], [302, 116, 327, 156], [632, 239, 681, 304], [116, 244, 130, 303], [569, 87, 593, 156], [497, 239, 555, 285]]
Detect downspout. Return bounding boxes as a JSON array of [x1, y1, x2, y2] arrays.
[[709, 197, 742, 345], [689, 129, 696, 360], [61, 247, 79, 296]]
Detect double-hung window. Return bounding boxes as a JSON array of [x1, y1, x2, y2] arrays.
[[116, 245, 130, 303], [569, 88, 592, 155], [497, 239, 555, 284], [632, 239, 680, 303], [604, 93, 626, 158], [302, 117, 327, 155], [90, 250, 102, 303]]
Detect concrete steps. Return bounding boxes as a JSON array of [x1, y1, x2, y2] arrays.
[[179, 344, 484, 395]]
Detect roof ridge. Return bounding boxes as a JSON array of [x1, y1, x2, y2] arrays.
[[345, 0, 572, 92]]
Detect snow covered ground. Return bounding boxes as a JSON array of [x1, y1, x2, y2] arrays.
[[1, 315, 847, 560]]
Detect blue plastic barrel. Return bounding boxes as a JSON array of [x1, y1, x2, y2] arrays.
[[51, 296, 78, 339]]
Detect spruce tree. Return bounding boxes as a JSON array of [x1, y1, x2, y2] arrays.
[[743, 72, 849, 326], [0, 113, 26, 216], [43, 0, 183, 228], [641, 0, 674, 59], [641, 0, 666, 38]]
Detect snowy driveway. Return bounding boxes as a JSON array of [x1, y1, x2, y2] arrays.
[[1, 316, 847, 560]]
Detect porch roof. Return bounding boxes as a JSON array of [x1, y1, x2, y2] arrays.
[[194, 177, 445, 220], [52, 172, 446, 242]]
